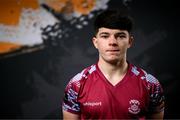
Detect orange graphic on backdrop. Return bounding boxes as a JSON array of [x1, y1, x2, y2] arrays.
[[72, 0, 95, 14], [0, 0, 96, 55], [0, 0, 39, 25], [0, 0, 39, 54], [44, 0, 95, 15], [0, 42, 21, 54]]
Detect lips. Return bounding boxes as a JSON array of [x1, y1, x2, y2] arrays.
[[106, 50, 120, 55], [106, 50, 120, 52]]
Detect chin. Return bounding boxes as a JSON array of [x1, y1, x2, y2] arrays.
[[106, 59, 120, 64]]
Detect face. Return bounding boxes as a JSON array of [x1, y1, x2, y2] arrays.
[[93, 27, 133, 64]]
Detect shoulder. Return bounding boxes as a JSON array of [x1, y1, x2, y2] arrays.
[[71, 64, 96, 83], [130, 63, 164, 96], [65, 64, 97, 90], [62, 65, 96, 114], [130, 64, 159, 83]]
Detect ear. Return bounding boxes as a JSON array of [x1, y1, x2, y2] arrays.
[[128, 35, 134, 48], [92, 37, 98, 49]]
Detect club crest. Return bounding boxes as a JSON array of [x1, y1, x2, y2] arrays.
[[128, 99, 140, 114]]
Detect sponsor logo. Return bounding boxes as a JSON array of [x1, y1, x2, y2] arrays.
[[128, 99, 140, 114], [83, 102, 102, 107]]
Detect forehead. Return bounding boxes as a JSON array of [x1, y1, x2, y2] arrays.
[[97, 27, 129, 35]]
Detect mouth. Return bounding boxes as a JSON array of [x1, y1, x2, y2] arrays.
[[106, 50, 120, 55], [106, 50, 120, 52]]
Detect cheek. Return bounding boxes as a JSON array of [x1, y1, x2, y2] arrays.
[[121, 42, 130, 49], [97, 43, 106, 51], [96, 45, 105, 55]]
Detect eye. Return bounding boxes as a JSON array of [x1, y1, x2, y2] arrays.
[[115, 34, 127, 39], [100, 35, 109, 39], [119, 35, 126, 38]]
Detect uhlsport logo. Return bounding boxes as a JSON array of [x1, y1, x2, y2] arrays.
[[128, 99, 140, 114], [83, 102, 102, 107]]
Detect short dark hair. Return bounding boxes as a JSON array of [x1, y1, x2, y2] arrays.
[[94, 8, 134, 35]]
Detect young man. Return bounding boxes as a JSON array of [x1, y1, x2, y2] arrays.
[[62, 9, 165, 119]]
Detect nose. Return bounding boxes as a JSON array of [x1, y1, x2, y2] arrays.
[[108, 36, 118, 46]]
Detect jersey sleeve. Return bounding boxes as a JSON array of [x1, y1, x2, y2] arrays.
[[62, 78, 81, 114], [62, 69, 86, 114], [62, 83, 80, 114], [145, 73, 165, 113]]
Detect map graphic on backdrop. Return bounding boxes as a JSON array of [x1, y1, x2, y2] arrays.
[[0, 0, 109, 59]]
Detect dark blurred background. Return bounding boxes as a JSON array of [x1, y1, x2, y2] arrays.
[[0, 0, 179, 119]]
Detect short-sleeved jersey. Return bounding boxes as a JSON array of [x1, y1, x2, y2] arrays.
[[62, 63, 165, 119]]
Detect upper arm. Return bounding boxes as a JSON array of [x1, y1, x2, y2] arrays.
[[62, 73, 83, 119], [143, 72, 165, 119], [63, 110, 80, 120]]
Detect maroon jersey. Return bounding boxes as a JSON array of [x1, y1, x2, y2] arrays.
[[62, 63, 165, 119]]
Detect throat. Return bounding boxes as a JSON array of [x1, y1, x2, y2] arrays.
[[104, 70, 127, 86], [98, 61, 129, 86]]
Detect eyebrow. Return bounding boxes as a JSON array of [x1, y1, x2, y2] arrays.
[[116, 32, 127, 36], [99, 31, 127, 36], [99, 32, 109, 35]]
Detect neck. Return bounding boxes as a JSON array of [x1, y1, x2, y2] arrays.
[[98, 58, 129, 86], [98, 58, 128, 77]]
